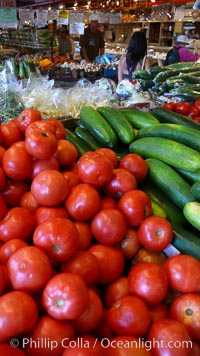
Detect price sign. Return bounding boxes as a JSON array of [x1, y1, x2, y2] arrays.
[[98, 12, 110, 23], [47, 10, 59, 22], [69, 22, 84, 35], [0, 7, 17, 28], [109, 13, 122, 24], [68, 11, 84, 24], [59, 10, 69, 25]]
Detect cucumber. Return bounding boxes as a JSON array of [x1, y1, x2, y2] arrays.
[[140, 180, 186, 226], [165, 77, 185, 89], [65, 128, 91, 156], [152, 107, 200, 130], [75, 127, 102, 151], [171, 223, 200, 260], [154, 66, 200, 83], [137, 123, 200, 152], [133, 69, 154, 80], [121, 108, 159, 129], [166, 62, 199, 69], [151, 199, 167, 218], [79, 106, 118, 148], [178, 73, 200, 84], [145, 158, 195, 210], [191, 182, 200, 201], [129, 137, 200, 172], [176, 167, 200, 184], [169, 88, 200, 101], [97, 107, 135, 145], [183, 202, 200, 231], [147, 66, 169, 75]]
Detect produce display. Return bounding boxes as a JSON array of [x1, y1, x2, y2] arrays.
[[0, 104, 199, 355]]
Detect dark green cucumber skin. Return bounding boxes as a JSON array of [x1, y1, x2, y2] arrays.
[[171, 223, 200, 260], [178, 74, 200, 84], [65, 128, 90, 156], [154, 66, 200, 82], [191, 182, 200, 201], [176, 168, 200, 184], [145, 158, 195, 210], [80, 106, 118, 148], [140, 180, 186, 226], [137, 123, 200, 152], [97, 107, 135, 145], [129, 137, 200, 172], [121, 109, 159, 129], [75, 127, 102, 150], [152, 107, 200, 130]]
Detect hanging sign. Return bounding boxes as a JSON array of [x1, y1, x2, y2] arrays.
[[47, 10, 59, 22], [35, 9, 48, 27], [18, 9, 35, 26], [69, 22, 84, 35], [98, 12, 110, 23], [58, 10, 69, 25], [109, 12, 122, 24], [0, 7, 17, 28], [68, 11, 84, 24]]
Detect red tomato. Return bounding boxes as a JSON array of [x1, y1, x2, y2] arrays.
[[77, 151, 113, 187], [17, 108, 42, 133], [65, 183, 101, 221], [62, 335, 104, 356], [100, 196, 117, 209], [7, 245, 53, 293], [107, 295, 151, 337], [163, 254, 200, 293], [117, 227, 141, 259], [33, 217, 79, 262], [24, 120, 56, 137], [91, 208, 127, 245], [0, 238, 28, 265], [62, 171, 80, 191], [119, 153, 149, 182], [35, 205, 68, 225], [25, 129, 58, 160], [132, 247, 167, 266], [0, 193, 8, 220], [0, 207, 35, 243], [0, 290, 38, 342], [118, 189, 152, 227], [162, 102, 176, 111], [88, 244, 124, 284], [55, 139, 78, 167], [194, 98, 200, 112], [31, 156, 59, 179], [148, 318, 192, 356], [95, 147, 118, 168], [175, 101, 191, 115], [193, 116, 200, 123], [74, 221, 92, 251], [42, 272, 89, 320], [31, 169, 69, 206], [188, 106, 199, 118], [103, 168, 137, 199], [0, 264, 8, 295], [0, 146, 6, 165], [1, 120, 23, 148], [148, 302, 169, 323], [103, 276, 131, 308], [137, 215, 173, 252], [0, 344, 26, 356], [0, 166, 6, 190], [45, 118, 66, 140], [128, 262, 168, 305], [170, 293, 200, 339], [2, 179, 29, 207], [24, 315, 75, 356], [20, 190, 40, 214], [2, 142, 32, 180], [107, 336, 152, 356]]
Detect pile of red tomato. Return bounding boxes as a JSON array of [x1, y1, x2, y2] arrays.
[[163, 98, 200, 122], [0, 108, 199, 356]]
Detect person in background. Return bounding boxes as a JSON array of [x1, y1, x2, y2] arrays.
[[171, 35, 199, 63], [58, 26, 74, 59], [79, 20, 105, 63], [118, 31, 151, 83]]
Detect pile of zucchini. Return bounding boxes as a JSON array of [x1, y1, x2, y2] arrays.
[[66, 105, 200, 259]]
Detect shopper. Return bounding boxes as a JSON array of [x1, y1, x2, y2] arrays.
[[118, 31, 151, 83], [58, 26, 74, 59], [165, 34, 199, 65], [79, 20, 105, 63]]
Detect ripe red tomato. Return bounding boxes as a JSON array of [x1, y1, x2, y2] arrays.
[[42, 272, 89, 320], [2, 179, 29, 207], [95, 147, 118, 168], [62, 171, 80, 191], [175, 101, 191, 116], [91, 208, 127, 245], [107, 295, 151, 337], [31, 156, 59, 179], [103, 276, 131, 308], [0, 290, 38, 342], [62, 335, 104, 356], [170, 293, 200, 339], [162, 102, 176, 111], [132, 247, 167, 266], [188, 106, 199, 118], [100, 196, 117, 209], [148, 302, 169, 323], [55, 139, 78, 167], [194, 98, 200, 112], [119, 153, 149, 182], [0, 166, 6, 190], [108, 336, 152, 356], [77, 151, 113, 187], [45, 118, 66, 140], [74, 221, 92, 250], [148, 318, 192, 356], [17, 108, 42, 133], [20, 190, 40, 214], [0, 146, 6, 165], [0, 193, 8, 220], [33, 217, 80, 262], [2, 142, 32, 180], [0, 238, 28, 265], [65, 183, 101, 221], [25, 129, 58, 160], [25, 120, 56, 136], [163, 254, 200, 293], [137, 215, 173, 252], [7, 245, 53, 293], [35, 205, 68, 225], [0, 264, 8, 295], [1, 119, 23, 148], [103, 168, 137, 199], [0, 344, 26, 356], [128, 262, 168, 305], [118, 189, 152, 227], [31, 169, 69, 206], [117, 227, 141, 259]]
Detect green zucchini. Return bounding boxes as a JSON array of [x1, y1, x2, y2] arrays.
[[169, 88, 200, 101], [171, 223, 200, 260], [74, 127, 102, 151], [137, 123, 200, 152], [154, 66, 200, 83], [121, 108, 159, 129], [133, 69, 154, 80], [79, 106, 118, 148], [140, 180, 186, 226], [183, 202, 200, 231], [178, 73, 200, 84], [145, 158, 195, 210], [176, 167, 200, 184], [152, 107, 200, 130], [97, 106, 135, 145], [191, 181, 200, 201], [129, 137, 200, 172], [65, 128, 91, 156]]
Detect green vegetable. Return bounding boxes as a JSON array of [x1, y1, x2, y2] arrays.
[[75, 127, 102, 150], [121, 108, 159, 129], [183, 202, 200, 231], [65, 128, 91, 156], [171, 223, 200, 260], [152, 107, 200, 130], [191, 181, 200, 201], [151, 200, 167, 218]]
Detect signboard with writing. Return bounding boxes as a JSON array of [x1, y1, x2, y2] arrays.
[[68, 11, 84, 24], [0, 7, 17, 28], [109, 13, 122, 24], [59, 10, 69, 25], [69, 22, 84, 35]]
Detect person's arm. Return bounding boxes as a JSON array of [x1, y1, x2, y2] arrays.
[[179, 47, 198, 62], [81, 46, 91, 63]]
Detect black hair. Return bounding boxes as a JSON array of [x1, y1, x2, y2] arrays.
[[126, 31, 147, 73]]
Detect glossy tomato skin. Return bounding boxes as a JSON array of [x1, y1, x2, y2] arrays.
[[147, 318, 192, 356], [7, 246, 53, 293], [107, 336, 153, 356], [132, 247, 167, 266], [25, 129, 58, 160], [25, 120, 56, 137], [0, 290, 38, 342], [162, 102, 176, 111], [62, 335, 104, 356], [17, 108, 42, 133], [2, 142, 32, 180], [62, 171, 80, 191], [103, 276, 131, 308], [193, 98, 200, 112], [42, 272, 89, 320], [137, 216, 173, 252], [33, 217, 80, 262], [175, 101, 191, 115], [0, 193, 8, 220], [170, 293, 200, 339], [128, 262, 168, 305], [31, 169, 69, 206], [65, 183, 101, 221], [163, 254, 200, 293], [118, 189, 152, 227], [149, 302, 169, 323], [2, 179, 29, 207], [1, 119, 23, 148], [107, 295, 151, 337], [100, 196, 117, 210], [95, 147, 118, 168], [77, 151, 113, 187], [30, 156, 59, 179], [119, 153, 149, 182], [55, 139, 78, 167], [45, 118, 66, 140], [35, 205, 68, 225], [20, 190, 40, 215], [0, 344, 26, 356], [91, 208, 127, 245], [103, 168, 137, 199], [0, 238, 28, 265], [74, 221, 92, 250], [117, 227, 141, 259]]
